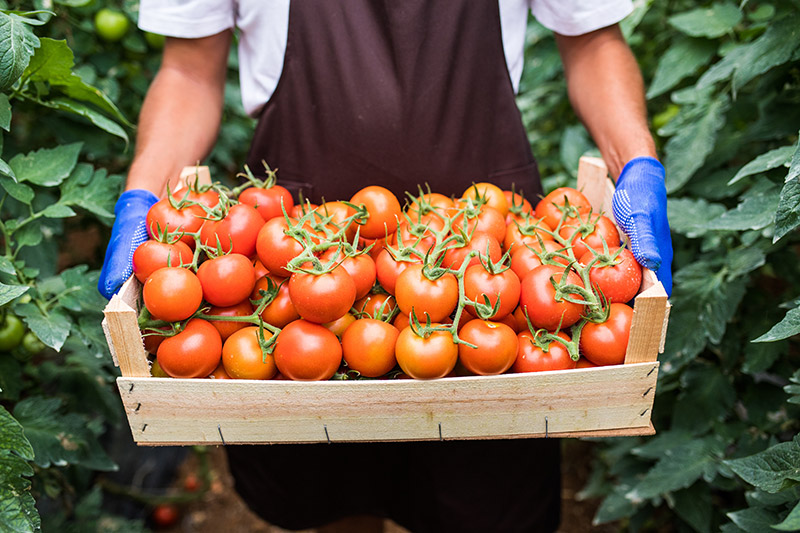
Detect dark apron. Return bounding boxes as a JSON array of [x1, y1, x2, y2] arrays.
[[231, 1, 559, 531]]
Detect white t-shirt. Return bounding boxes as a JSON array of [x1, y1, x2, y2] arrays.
[[139, 0, 633, 116]]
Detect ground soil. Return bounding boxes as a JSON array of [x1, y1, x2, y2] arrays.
[[155, 439, 618, 533]]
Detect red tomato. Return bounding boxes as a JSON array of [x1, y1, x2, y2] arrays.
[[580, 247, 642, 304], [461, 182, 509, 216], [316, 201, 358, 241], [503, 217, 554, 256], [196, 253, 256, 307], [170, 187, 220, 210], [151, 503, 180, 529], [252, 257, 269, 279], [580, 303, 633, 366], [238, 184, 294, 221], [200, 203, 265, 257], [406, 192, 454, 220], [206, 299, 254, 341], [341, 318, 400, 377], [222, 326, 277, 380], [442, 231, 502, 270], [133, 239, 194, 282], [274, 320, 342, 381], [533, 187, 592, 229], [256, 216, 305, 277], [142, 327, 169, 355], [509, 245, 543, 281], [454, 206, 506, 244], [157, 319, 222, 378], [512, 331, 576, 372], [576, 357, 598, 369], [322, 312, 357, 338], [504, 190, 533, 223], [288, 266, 356, 324], [209, 362, 232, 379], [519, 264, 585, 330], [375, 248, 418, 295], [350, 186, 402, 239], [559, 212, 620, 258], [457, 319, 518, 375], [395, 326, 458, 380], [463, 264, 521, 320], [253, 274, 300, 328], [337, 254, 377, 300], [395, 264, 459, 323], [354, 293, 397, 320], [146, 198, 204, 245], [393, 311, 410, 331], [143, 267, 203, 322]]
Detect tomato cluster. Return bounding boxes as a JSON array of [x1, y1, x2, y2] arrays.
[[135, 167, 642, 381]]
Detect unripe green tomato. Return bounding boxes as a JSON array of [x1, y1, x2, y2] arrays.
[[652, 104, 680, 131], [21, 331, 45, 356], [144, 31, 166, 49], [94, 8, 130, 42], [0, 315, 25, 351]]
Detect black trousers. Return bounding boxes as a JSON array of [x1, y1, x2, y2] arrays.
[[226, 439, 561, 533]]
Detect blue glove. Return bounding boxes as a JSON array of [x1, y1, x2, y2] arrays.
[[612, 157, 673, 296], [98, 189, 159, 299]]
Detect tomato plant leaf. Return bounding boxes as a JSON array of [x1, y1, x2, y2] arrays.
[[671, 483, 713, 533], [0, 257, 14, 276], [726, 436, 800, 493], [14, 303, 70, 352], [57, 266, 105, 313], [704, 183, 780, 231], [41, 203, 75, 218], [772, 500, 800, 531], [0, 175, 32, 203], [626, 437, 725, 501], [668, 197, 727, 237], [13, 397, 116, 472], [37, 97, 128, 143], [0, 282, 29, 307], [774, 178, 800, 243], [8, 142, 81, 187], [0, 405, 38, 533], [0, 12, 40, 91], [593, 483, 637, 524], [752, 306, 800, 343], [647, 38, 716, 99], [673, 365, 736, 433], [664, 96, 728, 193], [668, 3, 742, 38], [731, 13, 800, 93], [0, 358, 22, 401], [787, 133, 800, 183], [0, 93, 10, 131], [25, 38, 130, 124], [726, 507, 782, 533], [631, 429, 694, 460], [728, 146, 795, 185], [59, 164, 122, 223], [0, 406, 33, 462]]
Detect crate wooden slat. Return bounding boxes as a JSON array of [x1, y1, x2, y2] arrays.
[[103, 158, 669, 445]]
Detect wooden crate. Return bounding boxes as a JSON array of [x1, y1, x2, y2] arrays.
[[103, 157, 669, 445]]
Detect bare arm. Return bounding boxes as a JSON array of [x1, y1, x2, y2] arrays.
[[125, 30, 233, 196], [555, 25, 656, 179]]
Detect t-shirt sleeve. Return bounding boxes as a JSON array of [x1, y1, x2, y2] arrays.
[[530, 0, 634, 36], [138, 0, 235, 38]]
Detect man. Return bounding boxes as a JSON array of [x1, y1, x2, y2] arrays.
[[99, 1, 672, 531]]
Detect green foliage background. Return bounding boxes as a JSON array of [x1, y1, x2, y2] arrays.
[[0, 0, 798, 531], [518, 1, 800, 531]]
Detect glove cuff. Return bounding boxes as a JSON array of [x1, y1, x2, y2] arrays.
[[115, 189, 159, 215], [616, 157, 665, 188]]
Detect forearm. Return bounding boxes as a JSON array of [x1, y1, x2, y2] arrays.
[[555, 25, 656, 178], [126, 32, 232, 196]]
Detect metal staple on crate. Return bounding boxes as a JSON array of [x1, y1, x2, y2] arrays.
[[438, 422, 443, 442], [324, 424, 331, 444], [545, 417, 549, 438], [218, 424, 226, 445]]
